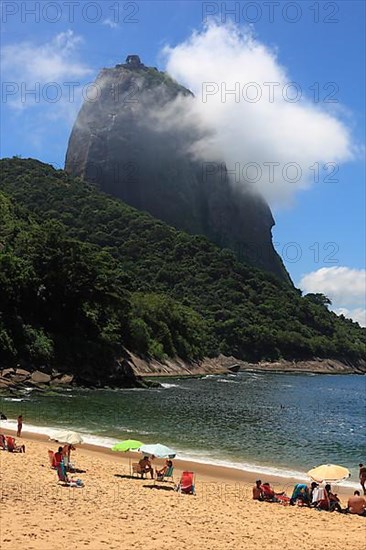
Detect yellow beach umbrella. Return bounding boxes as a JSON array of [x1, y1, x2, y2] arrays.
[[307, 464, 350, 483]]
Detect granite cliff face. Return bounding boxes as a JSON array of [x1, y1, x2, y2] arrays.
[[65, 56, 290, 282]]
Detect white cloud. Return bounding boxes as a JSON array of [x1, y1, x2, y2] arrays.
[[334, 308, 366, 327], [102, 18, 119, 29], [1, 30, 92, 84], [299, 266, 366, 326], [1, 30, 93, 150], [162, 23, 356, 206]]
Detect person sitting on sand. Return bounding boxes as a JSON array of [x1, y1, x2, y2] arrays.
[[309, 482, 319, 506], [260, 482, 285, 502], [290, 483, 310, 506], [56, 461, 84, 487], [317, 484, 342, 512], [6, 436, 25, 453], [290, 484, 310, 506], [312, 484, 326, 507], [253, 480, 264, 501], [139, 456, 154, 479], [0, 434, 7, 450], [327, 485, 342, 513], [155, 459, 173, 480], [345, 491, 366, 516], [359, 464, 366, 495]]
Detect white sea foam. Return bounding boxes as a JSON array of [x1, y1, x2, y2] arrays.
[[0, 418, 358, 489], [3, 398, 25, 402], [161, 383, 181, 389]]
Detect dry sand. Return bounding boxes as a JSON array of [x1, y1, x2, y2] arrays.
[[0, 430, 365, 550]]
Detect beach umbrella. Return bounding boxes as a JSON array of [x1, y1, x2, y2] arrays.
[[307, 464, 350, 483], [49, 430, 84, 445], [139, 443, 176, 458], [112, 439, 144, 474], [111, 440, 143, 452]]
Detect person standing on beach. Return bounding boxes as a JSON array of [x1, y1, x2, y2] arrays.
[[17, 415, 23, 437], [359, 464, 366, 495]]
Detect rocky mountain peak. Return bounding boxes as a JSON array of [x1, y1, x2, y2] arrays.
[[65, 57, 290, 283]]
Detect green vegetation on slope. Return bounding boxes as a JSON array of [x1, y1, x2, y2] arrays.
[[0, 158, 364, 377]]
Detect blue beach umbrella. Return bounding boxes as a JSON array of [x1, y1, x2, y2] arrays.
[[139, 443, 176, 458]]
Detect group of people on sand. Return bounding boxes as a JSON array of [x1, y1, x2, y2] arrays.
[[51, 443, 85, 487], [0, 433, 25, 453], [0, 415, 25, 453], [138, 456, 174, 480], [252, 467, 366, 517], [53, 444, 76, 470]]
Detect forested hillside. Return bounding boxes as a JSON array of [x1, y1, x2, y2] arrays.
[[0, 158, 364, 382]]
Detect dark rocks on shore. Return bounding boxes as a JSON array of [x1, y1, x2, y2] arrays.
[[0, 355, 156, 392], [0, 366, 74, 391]]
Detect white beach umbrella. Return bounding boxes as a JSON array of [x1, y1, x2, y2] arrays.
[[49, 430, 84, 445], [139, 443, 176, 458], [307, 464, 350, 483]]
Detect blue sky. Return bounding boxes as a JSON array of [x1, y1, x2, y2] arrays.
[[1, 1, 365, 324]]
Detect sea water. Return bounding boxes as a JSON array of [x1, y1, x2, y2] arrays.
[[1, 372, 365, 485]]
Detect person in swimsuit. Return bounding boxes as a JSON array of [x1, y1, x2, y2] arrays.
[[346, 491, 366, 516], [6, 436, 25, 453], [252, 480, 264, 501], [139, 456, 154, 479], [17, 415, 23, 437], [359, 464, 366, 495], [155, 459, 173, 480], [54, 446, 64, 467]]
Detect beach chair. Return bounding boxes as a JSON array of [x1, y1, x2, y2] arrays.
[[155, 465, 174, 483], [175, 471, 195, 495], [48, 450, 56, 468], [157, 465, 174, 482], [132, 463, 145, 478]]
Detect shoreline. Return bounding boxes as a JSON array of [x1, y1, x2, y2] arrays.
[[1, 357, 364, 394], [0, 426, 358, 497]]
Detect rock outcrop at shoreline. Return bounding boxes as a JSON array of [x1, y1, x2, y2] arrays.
[[0, 357, 150, 391], [129, 354, 366, 377], [0, 367, 74, 391], [1, 354, 364, 393]]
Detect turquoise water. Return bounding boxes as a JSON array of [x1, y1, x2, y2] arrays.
[[1, 372, 365, 481]]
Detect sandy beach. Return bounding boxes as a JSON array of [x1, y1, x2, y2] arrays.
[[0, 429, 365, 550]]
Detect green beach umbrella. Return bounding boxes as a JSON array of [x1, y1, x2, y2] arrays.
[[112, 439, 143, 474], [111, 439, 143, 452]]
